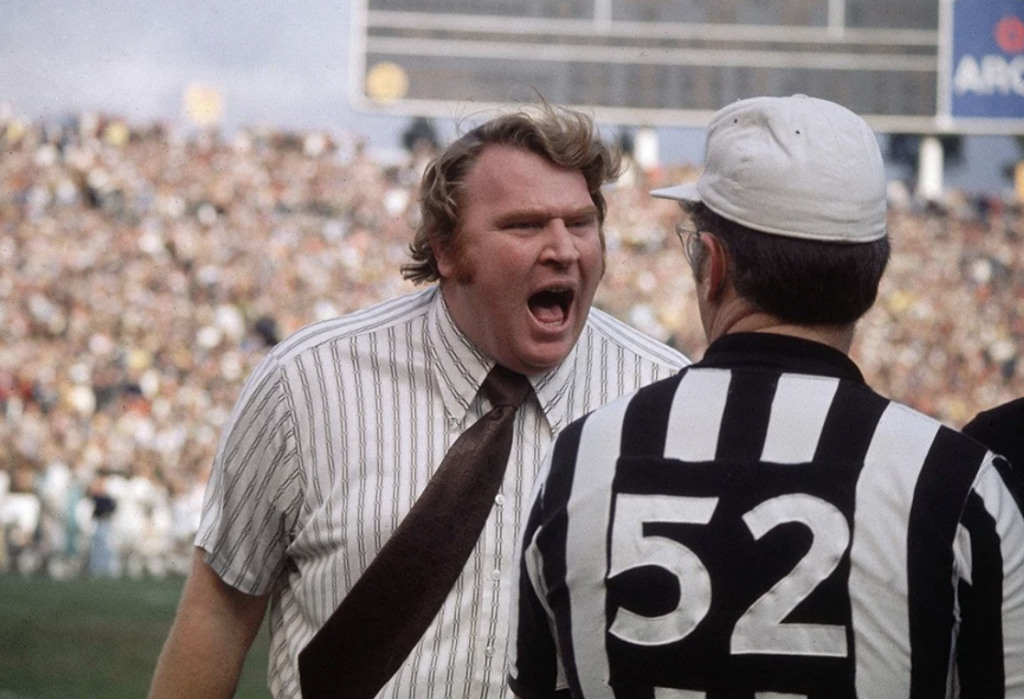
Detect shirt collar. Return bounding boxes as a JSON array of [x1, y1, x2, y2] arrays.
[[426, 286, 577, 430], [529, 326, 589, 433], [696, 332, 866, 384]]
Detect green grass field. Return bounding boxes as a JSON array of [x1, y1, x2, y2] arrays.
[[0, 574, 271, 699]]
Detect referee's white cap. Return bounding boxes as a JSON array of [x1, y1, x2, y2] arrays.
[[651, 94, 887, 243]]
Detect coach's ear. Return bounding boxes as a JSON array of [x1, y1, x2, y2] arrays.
[[433, 236, 456, 281]]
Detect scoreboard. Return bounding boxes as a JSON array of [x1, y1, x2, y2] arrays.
[[945, 0, 1024, 130], [352, 0, 1024, 134]]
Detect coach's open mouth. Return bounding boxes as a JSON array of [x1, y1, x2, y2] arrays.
[[529, 287, 575, 326]]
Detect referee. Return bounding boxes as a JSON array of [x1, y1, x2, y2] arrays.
[[508, 95, 1024, 699]]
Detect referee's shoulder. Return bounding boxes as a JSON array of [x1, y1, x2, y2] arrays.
[[886, 396, 994, 466]]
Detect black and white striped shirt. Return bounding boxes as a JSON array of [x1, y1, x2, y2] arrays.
[[195, 286, 687, 699], [510, 332, 1024, 699]]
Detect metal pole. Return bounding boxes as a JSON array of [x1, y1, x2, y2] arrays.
[[828, 0, 846, 38], [916, 135, 945, 202], [936, 0, 955, 130], [595, 0, 613, 31]]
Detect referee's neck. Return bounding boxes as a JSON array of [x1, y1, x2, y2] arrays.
[[701, 285, 856, 355], [746, 324, 855, 355], [711, 308, 855, 355]]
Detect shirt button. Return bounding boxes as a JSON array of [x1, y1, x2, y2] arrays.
[[491, 569, 501, 580], [494, 494, 505, 506], [485, 645, 496, 657]]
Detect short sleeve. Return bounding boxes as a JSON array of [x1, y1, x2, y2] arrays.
[[195, 355, 302, 595]]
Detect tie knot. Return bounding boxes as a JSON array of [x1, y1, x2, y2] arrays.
[[481, 364, 532, 409]]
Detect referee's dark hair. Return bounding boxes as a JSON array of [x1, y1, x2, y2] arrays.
[[686, 201, 891, 326]]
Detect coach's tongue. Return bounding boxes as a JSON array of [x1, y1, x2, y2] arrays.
[[529, 290, 570, 325]]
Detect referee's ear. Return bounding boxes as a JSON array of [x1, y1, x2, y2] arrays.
[[702, 233, 729, 304]]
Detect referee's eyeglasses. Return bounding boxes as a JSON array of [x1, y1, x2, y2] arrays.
[[675, 222, 707, 271]]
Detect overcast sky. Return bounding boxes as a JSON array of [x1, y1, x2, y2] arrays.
[[1, 0, 1018, 194], [0, 0, 408, 137]]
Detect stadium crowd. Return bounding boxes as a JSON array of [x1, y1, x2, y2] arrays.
[[1, 111, 1022, 578]]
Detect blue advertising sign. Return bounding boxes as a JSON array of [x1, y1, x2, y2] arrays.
[[951, 0, 1024, 119]]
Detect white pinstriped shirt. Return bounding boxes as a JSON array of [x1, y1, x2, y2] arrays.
[[196, 286, 688, 699]]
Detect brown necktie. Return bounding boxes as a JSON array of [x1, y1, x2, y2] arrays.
[[298, 364, 532, 699]]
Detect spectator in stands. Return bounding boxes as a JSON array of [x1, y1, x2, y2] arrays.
[[86, 474, 117, 577]]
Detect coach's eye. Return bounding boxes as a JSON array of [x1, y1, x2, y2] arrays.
[[570, 215, 594, 227]]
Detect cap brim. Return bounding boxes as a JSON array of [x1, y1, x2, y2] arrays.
[[649, 183, 701, 202]]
